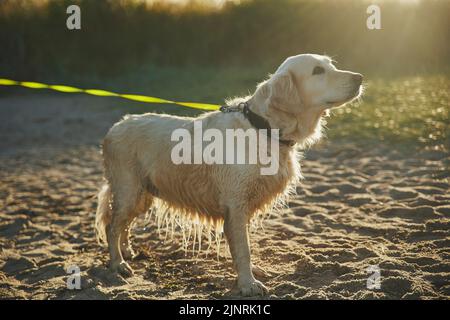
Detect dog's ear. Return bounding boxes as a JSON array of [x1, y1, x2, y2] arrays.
[[265, 71, 302, 112], [252, 72, 303, 138]]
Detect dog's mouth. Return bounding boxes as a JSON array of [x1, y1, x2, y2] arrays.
[[326, 85, 362, 107]]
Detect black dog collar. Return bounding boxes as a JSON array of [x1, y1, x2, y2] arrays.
[[220, 102, 296, 147]]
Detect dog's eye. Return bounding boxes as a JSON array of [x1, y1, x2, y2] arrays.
[[312, 66, 325, 75]]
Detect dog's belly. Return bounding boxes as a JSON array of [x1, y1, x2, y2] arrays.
[[145, 159, 295, 221], [147, 164, 224, 219]]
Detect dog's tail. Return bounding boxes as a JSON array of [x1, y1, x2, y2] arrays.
[[95, 183, 112, 245]]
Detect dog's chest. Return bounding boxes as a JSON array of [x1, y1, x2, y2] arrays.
[[245, 151, 298, 213]]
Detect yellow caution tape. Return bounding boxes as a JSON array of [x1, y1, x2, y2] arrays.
[[0, 78, 220, 111]]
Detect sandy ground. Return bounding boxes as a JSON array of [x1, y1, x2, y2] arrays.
[[0, 93, 449, 300]]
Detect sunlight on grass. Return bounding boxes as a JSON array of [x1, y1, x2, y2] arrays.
[[328, 76, 450, 150]]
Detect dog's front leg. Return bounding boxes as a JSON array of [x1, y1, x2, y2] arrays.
[[224, 207, 268, 296]]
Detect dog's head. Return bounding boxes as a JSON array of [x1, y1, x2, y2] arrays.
[[252, 53, 363, 144], [259, 54, 363, 113]]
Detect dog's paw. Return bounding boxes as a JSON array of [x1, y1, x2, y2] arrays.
[[234, 278, 268, 297], [110, 261, 134, 278]]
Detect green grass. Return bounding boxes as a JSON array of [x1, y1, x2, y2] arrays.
[[328, 75, 450, 151]]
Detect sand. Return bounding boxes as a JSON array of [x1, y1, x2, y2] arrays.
[[0, 94, 449, 299]]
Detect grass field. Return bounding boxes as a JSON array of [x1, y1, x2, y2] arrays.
[[328, 75, 450, 149]]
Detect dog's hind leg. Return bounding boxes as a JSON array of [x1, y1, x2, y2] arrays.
[[119, 218, 137, 261], [120, 193, 153, 260], [107, 172, 142, 277]]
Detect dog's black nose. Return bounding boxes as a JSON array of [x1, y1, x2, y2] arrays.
[[353, 73, 363, 86]]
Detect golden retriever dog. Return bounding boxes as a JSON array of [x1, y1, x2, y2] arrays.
[[95, 53, 363, 296]]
